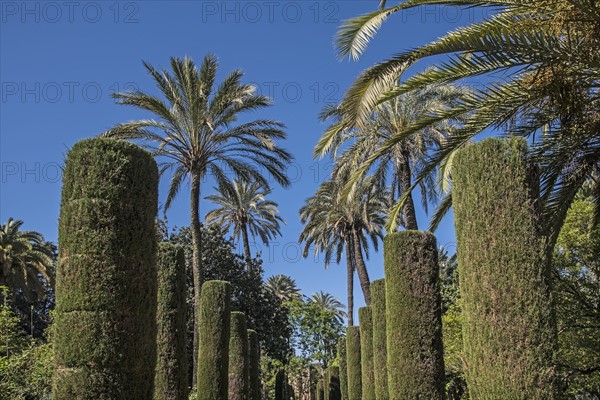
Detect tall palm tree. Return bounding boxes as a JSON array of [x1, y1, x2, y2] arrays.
[[265, 274, 302, 303], [101, 55, 292, 382], [310, 291, 347, 324], [0, 218, 54, 303], [299, 177, 387, 325], [333, 0, 600, 239], [205, 178, 284, 267]]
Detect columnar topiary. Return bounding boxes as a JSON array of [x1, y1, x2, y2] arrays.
[[337, 338, 348, 400], [53, 138, 158, 399], [317, 379, 324, 400], [247, 329, 261, 400], [229, 311, 249, 400], [359, 307, 375, 400], [384, 231, 445, 399], [324, 368, 330, 400], [275, 369, 286, 400], [452, 138, 556, 399], [155, 243, 188, 400], [370, 279, 388, 400], [197, 280, 232, 400], [346, 326, 362, 400], [328, 366, 341, 400]]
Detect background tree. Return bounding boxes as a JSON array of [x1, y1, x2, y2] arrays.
[[309, 291, 347, 324], [265, 275, 302, 303]]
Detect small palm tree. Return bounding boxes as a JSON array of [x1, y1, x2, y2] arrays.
[[310, 291, 347, 324], [205, 178, 284, 267], [0, 218, 54, 303], [101, 55, 292, 382], [265, 275, 302, 303]]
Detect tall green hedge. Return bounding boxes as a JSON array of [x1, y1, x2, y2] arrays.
[[346, 326, 362, 400], [247, 329, 261, 400], [359, 307, 375, 400], [275, 369, 285, 400], [155, 243, 188, 400], [328, 366, 341, 400], [229, 312, 249, 400], [384, 231, 445, 399], [317, 379, 324, 400], [452, 138, 556, 399], [370, 279, 388, 400], [197, 280, 232, 400], [53, 138, 158, 399], [324, 368, 330, 400], [337, 338, 348, 400]]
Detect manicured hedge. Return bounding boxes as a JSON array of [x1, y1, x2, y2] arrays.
[[370, 279, 388, 400], [229, 312, 249, 400], [275, 369, 285, 400], [317, 379, 324, 400], [155, 243, 188, 400], [452, 138, 557, 399], [384, 231, 445, 399], [197, 280, 232, 400], [247, 329, 261, 400], [346, 326, 362, 400], [324, 368, 330, 400], [328, 366, 341, 400], [359, 307, 375, 400], [337, 338, 348, 400], [54, 138, 158, 399]]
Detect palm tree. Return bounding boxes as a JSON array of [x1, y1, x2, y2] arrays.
[[333, 0, 600, 240], [310, 291, 347, 324], [265, 274, 302, 303], [205, 178, 284, 267], [299, 177, 387, 325], [101, 55, 292, 382], [0, 218, 54, 303]]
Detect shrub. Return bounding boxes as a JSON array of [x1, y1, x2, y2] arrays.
[[328, 366, 341, 400], [229, 312, 249, 400], [346, 326, 361, 400], [370, 279, 388, 400], [247, 329, 261, 400], [337, 338, 348, 400], [359, 307, 375, 400]]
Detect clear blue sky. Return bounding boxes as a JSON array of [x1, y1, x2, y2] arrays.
[[1, 1, 481, 319]]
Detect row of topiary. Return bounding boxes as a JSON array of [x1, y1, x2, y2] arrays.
[[335, 138, 557, 400], [53, 138, 261, 399]]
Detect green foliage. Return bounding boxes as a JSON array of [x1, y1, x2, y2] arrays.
[[337, 338, 348, 400], [370, 279, 388, 400], [54, 138, 158, 399], [442, 304, 467, 400], [358, 307, 375, 400], [328, 366, 341, 400], [229, 312, 249, 400], [317, 379, 324, 400], [345, 326, 361, 400], [384, 231, 445, 399], [247, 329, 261, 400], [197, 280, 232, 400], [275, 369, 286, 400], [155, 243, 188, 400], [453, 138, 557, 399]]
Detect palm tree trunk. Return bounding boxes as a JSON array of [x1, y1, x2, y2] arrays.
[[190, 172, 204, 387], [399, 154, 419, 230], [352, 228, 371, 305], [345, 237, 355, 326], [241, 222, 252, 269]]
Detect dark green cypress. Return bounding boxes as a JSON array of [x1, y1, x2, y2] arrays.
[[337, 338, 348, 400], [384, 231, 445, 399], [324, 368, 330, 400], [317, 379, 324, 400], [359, 307, 375, 400], [370, 279, 388, 400], [197, 280, 232, 400], [328, 366, 341, 400], [275, 369, 286, 400], [229, 312, 249, 400], [247, 329, 261, 400], [53, 138, 158, 399], [155, 243, 188, 400], [346, 326, 362, 400], [452, 138, 556, 399]]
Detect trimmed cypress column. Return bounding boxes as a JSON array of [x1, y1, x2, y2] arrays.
[[359, 307, 375, 400], [384, 231, 445, 399], [371, 279, 388, 400], [229, 312, 249, 400], [453, 138, 556, 399], [324, 368, 330, 400], [328, 366, 341, 400], [346, 326, 362, 400], [247, 329, 261, 400], [275, 369, 285, 400], [197, 280, 232, 400], [317, 379, 324, 400], [155, 243, 188, 400], [337, 339, 348, 400], [53, 138, 158, 399]]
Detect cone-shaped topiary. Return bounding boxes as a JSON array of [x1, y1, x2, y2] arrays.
[[328, 366, 341, 400], [359, 307, 375, 400], [247, 329, 261, 400], [197, 280, 232, 400], [53, 138, 158, 399], [275, 369, 286, 400], [346, 326, 362, 400], [452, 138, 557, 399], [337, 338, 348, 400], [370, 279, 388, 400], [155, 243, 188, 400], [384, 231, 445, 399], [229, 312, 249, 400]]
